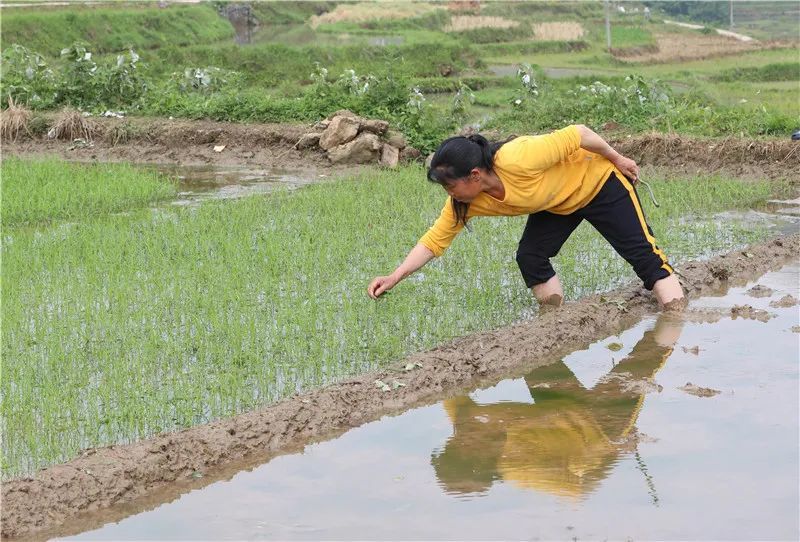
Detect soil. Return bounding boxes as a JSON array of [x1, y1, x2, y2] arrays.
[[730, 304, 774, 322], [617, 32, 787, 63], [609, 133, 800, 183], [3, 116, 358, 175], [747, 284, 775, 298], [3, 233, 798, 541], [769, 294, 798, 308], [678, 382, 722, 398], [4, 117, 800, 183]]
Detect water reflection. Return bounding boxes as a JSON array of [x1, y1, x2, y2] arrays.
[[433, 314, 683, 499]]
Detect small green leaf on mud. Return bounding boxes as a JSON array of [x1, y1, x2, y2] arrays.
[[403, 362, 423, 371], [392, 380, 406, 389], [191, 471, 203, 479], [374, 379, 390, 392], [743, 252, 754, 258], [607, 342, 623, 352]]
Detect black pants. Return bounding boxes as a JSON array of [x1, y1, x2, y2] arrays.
[[516, 172, 673, 291]]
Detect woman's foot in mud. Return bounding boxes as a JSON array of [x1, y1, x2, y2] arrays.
[[538, 293, 564, 313], [662, 297, 688, 312]]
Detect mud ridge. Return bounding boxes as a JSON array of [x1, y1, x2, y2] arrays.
[[4, 117, 799, 181], [611, 133, 800, 182], [3, 233, 799, 540]]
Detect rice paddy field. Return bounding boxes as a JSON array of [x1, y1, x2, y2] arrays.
[[1, 1, 799, 539]]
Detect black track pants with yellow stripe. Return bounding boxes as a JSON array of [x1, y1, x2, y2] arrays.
[[516, 171, 673, 290]]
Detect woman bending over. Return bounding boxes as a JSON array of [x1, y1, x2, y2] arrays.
[[367, 125, 685, 309]]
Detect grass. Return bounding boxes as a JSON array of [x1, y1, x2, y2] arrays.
[[0, 157, 177, 227], [0, 4, 235, 56], [1, 161, 791, 478]]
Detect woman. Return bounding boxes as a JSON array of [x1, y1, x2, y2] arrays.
[[367, 125, 685, 309]]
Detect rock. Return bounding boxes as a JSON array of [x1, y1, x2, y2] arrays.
[[312, 119, 330, 131], [328, 132, 382, 164], [326, 109, 359, 121], [424, 151, 435, 169], [400, 146, 422, 163], [380, 144, 400, 168], [385, 130, 407, 149], [319, 116, 360, 150], [361, 119, 389, 135], [294, 132, 322, 150]]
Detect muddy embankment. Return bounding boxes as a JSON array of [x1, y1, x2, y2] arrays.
[[3, 233, 799, 540], [4, 116, 800, 182]]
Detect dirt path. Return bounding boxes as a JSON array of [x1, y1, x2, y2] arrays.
[[4, 117, 799, 181], [3, 233, 798, 540]]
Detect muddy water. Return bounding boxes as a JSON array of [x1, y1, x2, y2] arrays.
[[144, 163, 320, 205], [62, 264, 799, 541]]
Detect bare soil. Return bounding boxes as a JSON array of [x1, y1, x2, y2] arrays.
[[3, 233, 798, 541], [2, 117, 350, 174], [617, 32, 787, 63], [4, 117, 799, 182], [609, 133, 800, 182]]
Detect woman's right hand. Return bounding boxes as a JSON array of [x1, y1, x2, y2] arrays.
[[367, 274, 399, 299]]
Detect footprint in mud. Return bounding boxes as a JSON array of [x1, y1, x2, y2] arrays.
[[730, 304, 773, 322], [678, 382, 721, 398], [769, 294, 798, 308], [746, 284, 774, 298]]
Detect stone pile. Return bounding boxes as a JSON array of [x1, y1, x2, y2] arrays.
[[295, 110, 420, 167]]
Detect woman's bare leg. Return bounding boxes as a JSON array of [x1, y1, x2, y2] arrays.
[[532, 275, 564, 307]]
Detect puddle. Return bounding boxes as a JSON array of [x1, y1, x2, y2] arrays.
[[367, 35, 405, 46], [60, 264, 799, 541], [688, 207, 800, 237], [142, 163, 319, 206]]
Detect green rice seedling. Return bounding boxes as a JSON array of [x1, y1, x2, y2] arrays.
[[1, 157, 176, 226], [1, 165, 788, 478]]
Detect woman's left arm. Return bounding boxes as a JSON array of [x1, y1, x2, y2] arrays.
[[576, 124, 639, 183]]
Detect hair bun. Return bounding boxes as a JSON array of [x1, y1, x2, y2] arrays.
[[467, 134, 488, 146]]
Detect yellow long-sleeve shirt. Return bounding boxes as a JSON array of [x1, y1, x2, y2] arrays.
[[419, 125, 623, 257]]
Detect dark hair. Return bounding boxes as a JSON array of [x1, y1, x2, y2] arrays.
[[427, 134, 508, 227]]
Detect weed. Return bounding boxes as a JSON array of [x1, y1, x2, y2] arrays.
[[0, 97, 31, 141], [49, 108, 98, 141]]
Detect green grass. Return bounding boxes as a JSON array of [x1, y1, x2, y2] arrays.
[[0, 4, 235, 56], [711, 62, 800, 83], [609, 25, 656, 49], [1, 161, 791, 478], [0, 157, 177, 227]]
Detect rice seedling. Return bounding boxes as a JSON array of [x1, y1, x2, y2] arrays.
[[49, 108, 98, 141], [1, 162, 788, 478], [0, 97, 31, 141], [0, 157, 176, 226]]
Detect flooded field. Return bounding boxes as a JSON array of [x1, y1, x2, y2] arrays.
[[58, 264, 799, 541], [145, 163, 319, 206]]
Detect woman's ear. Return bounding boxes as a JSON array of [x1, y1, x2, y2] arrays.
[[469, 168, 483, 183]]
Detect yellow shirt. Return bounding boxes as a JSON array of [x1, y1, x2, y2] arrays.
[[419, 125, 622, 257]]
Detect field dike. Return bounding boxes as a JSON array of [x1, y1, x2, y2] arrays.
[[4, 117, 799, 181], [3, 233, 799, 540]]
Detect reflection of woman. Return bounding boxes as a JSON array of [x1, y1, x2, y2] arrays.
[[432, 315, 683, 498]]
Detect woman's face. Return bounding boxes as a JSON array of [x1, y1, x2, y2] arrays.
[[443, 173, 482, 203]]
